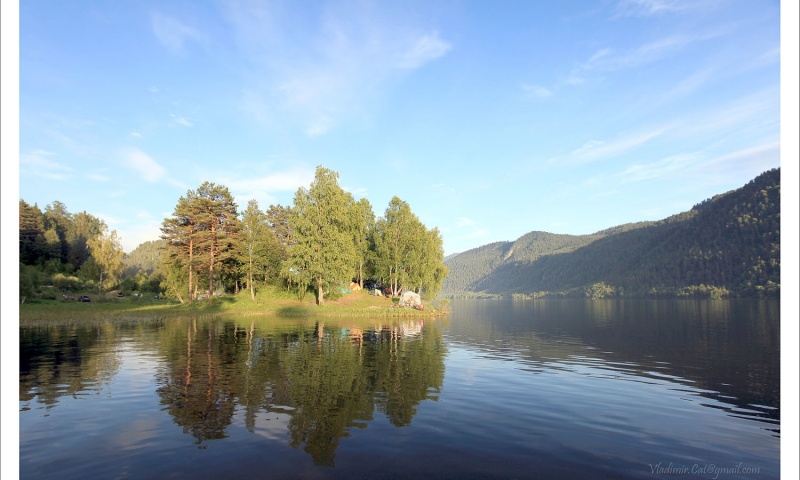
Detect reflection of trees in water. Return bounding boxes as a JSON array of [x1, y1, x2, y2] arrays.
[[154, 317, 446, 465], [20, 322, 123, 408], [156, 319, 236, 443]]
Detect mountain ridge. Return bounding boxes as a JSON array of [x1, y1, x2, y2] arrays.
[[442, 168, 780, 298]]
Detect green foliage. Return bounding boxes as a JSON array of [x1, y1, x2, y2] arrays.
[[87, 226, 125, 294], [444, 168, 781, 299], [239, 199, 286, 300], [584, 282, 616, 299], [21, 168, 448, 307], [51, 273, 84, 292], [374, 197, 446, 299], [160, 182, 241, 303], [284, 166, 358, 305]]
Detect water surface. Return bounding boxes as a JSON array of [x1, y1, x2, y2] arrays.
[[20, 299, 779, 479]]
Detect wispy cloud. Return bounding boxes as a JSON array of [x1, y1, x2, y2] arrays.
[[224, 169, 316, 193], [559, 126, 670, 165], [397, 31, 451, 69], [617, 152, 702, 183], [87, 173, 109, 182], [222, 2, 452, 136], [151, 12, 205, 54], [613, 141, 778, 186], [122, 148, 185, 189], [567, 31, 721, 86], [614, 0, 716, 17], [694, 142, 780, 177], [20, 150, 72, 180], [171, 114, 193, 127], [453, 216, 490, 240], [455, 217, 477, 228], [521, 83, 553, 100], [213, 167, 317, 209]]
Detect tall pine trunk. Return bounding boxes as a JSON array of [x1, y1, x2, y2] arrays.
[[188, 238, 193, 304]]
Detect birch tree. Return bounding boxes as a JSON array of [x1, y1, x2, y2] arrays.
[[285, 166, 357, 305], [86, 226, 124, 295]]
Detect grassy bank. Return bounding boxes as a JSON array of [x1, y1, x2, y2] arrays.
[[19, 286, 449, 324]]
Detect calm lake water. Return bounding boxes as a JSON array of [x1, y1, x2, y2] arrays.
[[19, 299, 780, 479]]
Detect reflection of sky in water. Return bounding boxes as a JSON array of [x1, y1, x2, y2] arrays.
[[443, 344, 778, 468]]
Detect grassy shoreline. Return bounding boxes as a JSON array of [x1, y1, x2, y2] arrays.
[[19, 287, 448, 324]]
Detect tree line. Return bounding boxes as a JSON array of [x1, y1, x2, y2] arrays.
[[19, 165, 447, 305], [160, 166, 447, 305], [19, 200, 125, 302]]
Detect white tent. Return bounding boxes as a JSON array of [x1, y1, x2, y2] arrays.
[[398, 291, 422, 308]]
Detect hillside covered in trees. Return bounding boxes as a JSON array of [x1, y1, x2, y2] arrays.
[[442, 168, 780, 299]]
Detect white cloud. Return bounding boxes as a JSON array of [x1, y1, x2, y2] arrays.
[[224, 169, 315, 193], [613, 141, 778, 186], [151, 12, 205, 54], [569, 33, 720, 84], [455, 217, 476, 228], [171, 114, 193, 127], [617, 152, 702, 183], [87, 173, 109, 182], [122, 148, 168, 183], [614, 0, 715, 17], [20, 150, 72, 180], [521, 84, 553, 99], [223, 2, 452, 136], [212, 167, 317, 209], [563, 126, 670, 164], [397, 31, 451, 69], [695, 142, 780, 176]]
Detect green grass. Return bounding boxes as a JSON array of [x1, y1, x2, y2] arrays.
[[20, 285, 449, 324]]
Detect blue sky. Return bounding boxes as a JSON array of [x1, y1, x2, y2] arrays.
[[7, 0, 794, 256]]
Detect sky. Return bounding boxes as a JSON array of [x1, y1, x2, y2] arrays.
[[6, 0, 795, 259]]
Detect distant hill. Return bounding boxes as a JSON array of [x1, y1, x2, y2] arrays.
[[442, 168, 780, 299], [123, 239, 166, 277]]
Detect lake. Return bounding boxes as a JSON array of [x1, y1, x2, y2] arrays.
[[19, 299, 780, 479]]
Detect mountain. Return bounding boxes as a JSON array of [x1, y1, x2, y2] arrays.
[[123, 239, 166, 277], [442, 168, 780, 299]]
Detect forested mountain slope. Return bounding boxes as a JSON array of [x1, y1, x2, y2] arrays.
[[123, 240, 166, 277], [442, 168, 780, 298]]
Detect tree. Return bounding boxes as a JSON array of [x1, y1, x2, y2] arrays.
[[161, 183, 240, 302], [68, 211, 105, 270], [266, 204, 294, 247], [284, 166, 357, 305], [350, 198, 375, 289], [161, 190, 200, 304], [239, 199, 280, 300], [374, 197, 417, 295], [87, 226, 125, 294], [374, 197, 447, 298], [192, 182, 240, 297], [19, 200, 46, 265], [43, 200, 72, 264]]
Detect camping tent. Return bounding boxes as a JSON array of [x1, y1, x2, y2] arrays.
[[398, 291, 422, 308]]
